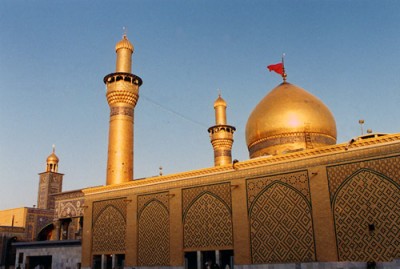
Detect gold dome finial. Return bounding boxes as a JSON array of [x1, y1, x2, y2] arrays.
[[282, 53, 287, 82], [123, 26, 127, 38], [267, 53, 287, 82], [115, 28, 134, 53], [214, 90, 227, 110], [115, 30, 134, 73]]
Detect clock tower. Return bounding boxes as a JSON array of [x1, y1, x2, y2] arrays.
[[37, 146, 63, 210]]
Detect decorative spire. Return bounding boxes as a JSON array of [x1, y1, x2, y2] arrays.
[[282, 53, 287, 82], [159, 166, 163, 176], [267, 53, 287, 82], [122, 26, 128, 39]]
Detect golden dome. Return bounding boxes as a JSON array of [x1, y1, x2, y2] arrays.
[[115, 35, 134, 52], [245, 82, 337, 158], [46, 146, 59, 172], [46, 152, 59, 163], [214, 94, 227, 108]]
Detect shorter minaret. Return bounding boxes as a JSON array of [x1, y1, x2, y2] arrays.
[[37, 146, 63, 210], [208, 94, 236, 166]]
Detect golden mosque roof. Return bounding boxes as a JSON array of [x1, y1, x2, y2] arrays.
[[115, 34, 134, 52], [245, 82, 337, 158], [82, 133, 400, 195]]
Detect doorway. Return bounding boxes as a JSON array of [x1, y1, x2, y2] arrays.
[[25, 255, 52, 269], [184, 250, 233, 269], [92, 254, 125, 269]]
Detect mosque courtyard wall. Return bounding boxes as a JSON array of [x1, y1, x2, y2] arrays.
[[80, 135, 400, 269]]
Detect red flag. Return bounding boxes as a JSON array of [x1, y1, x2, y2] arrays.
[[267, 63, 284, 75]]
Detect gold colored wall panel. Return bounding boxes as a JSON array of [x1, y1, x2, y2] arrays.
[[327, 156, 400, 262], [137, 192, 170, 266], [92, 198, 127, 254], [247, 171, 315, 263], [182, 183, 233, 250]]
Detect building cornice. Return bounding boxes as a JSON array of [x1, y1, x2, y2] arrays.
[[83, 133, 400, 196]]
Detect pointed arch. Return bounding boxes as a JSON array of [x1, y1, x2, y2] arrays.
[[333, 169, 400, 261], [138, 198, 169, 219], [92, 205, 126, 253], [36, 223, 54, 241], [183, 190, 231, 220], [183, 192, 233, 249], [138, 200, 170, 266], [249, 181, 315, 263]]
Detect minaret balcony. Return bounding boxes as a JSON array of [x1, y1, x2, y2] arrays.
[[103, 72, 143, 86]]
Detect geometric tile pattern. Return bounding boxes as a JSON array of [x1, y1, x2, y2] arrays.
[[183, 183, 233, 249], [137, 192, 170, 266], [327, 155, 400, 200], [332, 169, 400, 261], [138, 192, 169, 214], [25, 208, 54, 241], [183, 183, 231, 214], [247, 171, 310, 208], [92, 199, 126, 253], [248, 180, 315, 263]]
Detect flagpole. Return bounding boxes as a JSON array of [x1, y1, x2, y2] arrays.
[[282, 53, 287, 82]]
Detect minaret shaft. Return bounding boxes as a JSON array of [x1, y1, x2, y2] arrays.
[[116, 49, 132, 73], [215, 105, 227, 125], [106, 110, 134, 185], [104, 35, 142, 185]]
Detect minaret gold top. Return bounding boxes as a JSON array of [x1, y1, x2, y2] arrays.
[[103, 34, 143, 185], [115, 34, 134, 73], [208, 94, 236, 166], [214, 94, 227, 125]]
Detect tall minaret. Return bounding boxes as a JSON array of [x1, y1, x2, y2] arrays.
[[37, 146, 63, 209], [103, 34, 143, 185], [208, 94, 236, 166]]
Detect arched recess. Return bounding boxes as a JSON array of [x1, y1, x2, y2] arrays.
[[249, 181, 315, 263], [37, 223, 54, 241], [92, 205, 126, 253], [332, 169, 400, 261], [183, 192, 233, 249], [138, 200, 170, 266]]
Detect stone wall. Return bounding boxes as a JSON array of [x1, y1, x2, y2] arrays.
[[15, 241, 81, 269]]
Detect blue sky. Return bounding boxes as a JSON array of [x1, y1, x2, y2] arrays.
[[1, 0, 399, 209]]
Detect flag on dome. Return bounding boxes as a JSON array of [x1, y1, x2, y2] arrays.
[[267, 63, 284, 75]]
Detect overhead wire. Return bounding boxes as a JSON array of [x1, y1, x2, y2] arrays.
[[140, 94, 209, 128]]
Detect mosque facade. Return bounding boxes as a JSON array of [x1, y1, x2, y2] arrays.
[[1, 35, 399, 269]]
